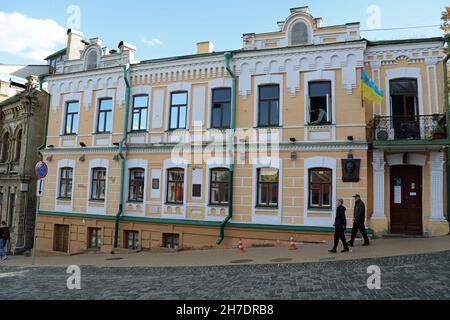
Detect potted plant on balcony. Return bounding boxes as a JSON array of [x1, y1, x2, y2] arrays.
[[430, 123, 446, 140]]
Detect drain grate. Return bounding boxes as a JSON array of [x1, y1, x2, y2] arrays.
[[270, 258, 293, 263], [230, 259, 254, 264], [105, 257, 124, 261]]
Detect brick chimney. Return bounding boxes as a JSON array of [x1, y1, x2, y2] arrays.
[[66, 29, 85, 61], [197, 41, 214, 54]]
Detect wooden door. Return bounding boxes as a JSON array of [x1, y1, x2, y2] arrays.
[[390, 166, 423, 235], [54, 224, 69, 252]]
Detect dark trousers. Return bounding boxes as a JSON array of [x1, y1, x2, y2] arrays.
[[333, 228, 349, 251], [349, 221, 370, 245]]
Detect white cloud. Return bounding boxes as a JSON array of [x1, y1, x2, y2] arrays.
[[0, 11, 66, 62], [142, 38, 164, 47]]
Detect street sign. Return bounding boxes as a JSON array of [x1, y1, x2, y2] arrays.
[[35, 161, 48, 179], [36, 179, 45, 197]]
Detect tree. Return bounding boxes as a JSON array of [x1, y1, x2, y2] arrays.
[[442, 6, 450, 34]]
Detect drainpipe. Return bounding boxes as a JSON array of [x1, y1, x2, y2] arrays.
[[216, 52, 236, 245], [113, 64, 131, 248], [443, 34, 450, 228]]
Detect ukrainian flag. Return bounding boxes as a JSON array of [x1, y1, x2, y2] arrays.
[[360, 69, 384, 104]]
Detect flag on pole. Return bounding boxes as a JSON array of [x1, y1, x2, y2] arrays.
[[360, 69, 384, 104]]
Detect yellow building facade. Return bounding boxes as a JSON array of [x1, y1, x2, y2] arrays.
[[36, 7, 449, 254]]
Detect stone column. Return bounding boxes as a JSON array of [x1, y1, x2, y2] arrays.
[[372, 150, 386, 219], [429, 151, 446, 222]]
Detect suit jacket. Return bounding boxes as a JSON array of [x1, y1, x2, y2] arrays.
[[335, 205, 347, 230], [354, 201, 366, 224]]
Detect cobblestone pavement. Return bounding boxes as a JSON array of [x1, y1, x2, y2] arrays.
[[1, 250, 450, 300]]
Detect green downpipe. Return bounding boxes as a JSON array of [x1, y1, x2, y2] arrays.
[[114, 64, 131, 248], [216, 52, 236, 245], [444, 34, 450, 228]]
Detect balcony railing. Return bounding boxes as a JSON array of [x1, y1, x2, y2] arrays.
[[373, 114, 447, 142]]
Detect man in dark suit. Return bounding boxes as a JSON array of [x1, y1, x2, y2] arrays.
[[348, 194, 370, 247], [329, 198, 350, 253]]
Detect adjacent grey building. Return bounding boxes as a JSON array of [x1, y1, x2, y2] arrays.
[[0, 75, 48, 254]]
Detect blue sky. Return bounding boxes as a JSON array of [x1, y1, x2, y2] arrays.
[[0, 0, 447, 65]]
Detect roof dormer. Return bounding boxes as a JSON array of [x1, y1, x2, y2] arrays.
[[242, 6, 361, 51]]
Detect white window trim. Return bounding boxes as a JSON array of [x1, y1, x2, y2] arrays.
[[86, 159, 109, 215], [55, 159, 76, 213], [303, 70, 336, 141], [207, 78, 233, 129], [92, 89, 116, 135], [129, 86, 152, 132], [161, 158, 188, 219], [165, 83, 191, 131], [385, 67, 424, 117], [253, 75, 284, 128], [303, 156, 337, 227], [205, 159, 231, 221], [252, 157, 282, 225], [60, 93, 82, 136], [124, 159, 148, 217]]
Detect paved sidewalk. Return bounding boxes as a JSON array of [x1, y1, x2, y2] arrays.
[[2, 235, 450, 268]]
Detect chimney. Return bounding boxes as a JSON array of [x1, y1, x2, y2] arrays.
[[66, 29, 85, 61], [118, 41, 137, 62], [197, 41, 214, 54]]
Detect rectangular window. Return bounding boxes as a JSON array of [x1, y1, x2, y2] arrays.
[[97, 99, 113, 133], [124, 230, 139, 250], [210, 169, 230, 205], [88, 227, 101, 249], [167, 168, 184, 204], [308, 81, 331, 125], [128, 168, 145, 202], [169, 92, 188, 130], [64, 101, 80, 135], [90, 168, 106, 201], [211, 88, 231, 129], [163, 233, 180, 249], [258, 85, 280, 127], [257, 168, 279, 208], [309, 168, 332, 209], [59, 167, 73, 200], [131, 96, 149, 132]]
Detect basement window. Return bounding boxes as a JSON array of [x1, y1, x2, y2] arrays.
[[163, 233, 180, 249], [124, 230, 139, 250]]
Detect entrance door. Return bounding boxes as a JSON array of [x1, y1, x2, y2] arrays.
[[8, 194, 15, 228], [53, 224, 69, 253], [390, 165, 423, 235]]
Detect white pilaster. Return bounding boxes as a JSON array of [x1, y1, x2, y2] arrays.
[[372, 150, 386, 219], [429, 151, 446, 222]]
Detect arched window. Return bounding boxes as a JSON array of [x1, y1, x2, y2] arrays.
[[1, 132, 10, 163], [290, 21, 309, 46], [14, 129, 22, 162], [86, 50, 99, 70]]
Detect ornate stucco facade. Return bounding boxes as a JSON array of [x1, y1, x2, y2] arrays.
[[0, 76, 48, 254], [35, 7, 449, 254]]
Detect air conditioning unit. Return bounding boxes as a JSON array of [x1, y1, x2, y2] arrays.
[[375, 128, 395, 141]]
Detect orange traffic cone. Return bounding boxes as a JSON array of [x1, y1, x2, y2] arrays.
[[289, 236, 298, 250], [238, 239, 245, 253]]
